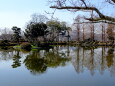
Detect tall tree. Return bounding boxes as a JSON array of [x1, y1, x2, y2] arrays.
[[75, 16, 81, 42], [106, 24, 115, 44], [82, 24, 85, 41], [101, 23, 106, 42]]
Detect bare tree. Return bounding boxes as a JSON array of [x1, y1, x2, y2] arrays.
[[0, 28, 13, 41], [49, 0, 115, 23], [106, 0, 115, 4], [82, 24, 85, 41], [30, 13, 48, 23], [101, 23, 106, 42], [75, 15, 81, 42], [106, 24, 115, 44]]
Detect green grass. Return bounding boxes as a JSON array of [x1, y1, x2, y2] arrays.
[[31, 45, 39, 51], [14, 45, 38, 48], [14, 44, 39, 51], [13, 45, 21, 48], [31, 45, 38, 49]]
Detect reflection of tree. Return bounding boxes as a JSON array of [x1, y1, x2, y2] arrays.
[[106, 47, 114, 68], [45, 50, 70, 67], [76, 47, 80, 73], [89, 48, 95, 76], [0, 47, 14, 60], [100, 47, 106, 75], [24, 51, 47, 75], [73, 47, 95, 75], [67, 45, 70, 57], [12, 51, 21, 68], [71, 46, 115, 76], [24, 50, 70, 75]]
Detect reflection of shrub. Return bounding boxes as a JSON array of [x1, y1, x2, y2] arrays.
[[0, 40, 9, 45], [21, 49, 30, 53], [21, 42, 31, 51], [1, 46, 9, 50]]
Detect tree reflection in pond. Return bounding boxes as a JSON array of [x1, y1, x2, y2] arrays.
[[1, 46, 115, 76], [71, 46, 115, 76], [106, 47, 114, 68], [24, 48, 70, 75], [12, 50, 21, 68], [0, 47, 14, 60], [24, 51, 48, 75], [45, 50, 70, 67]]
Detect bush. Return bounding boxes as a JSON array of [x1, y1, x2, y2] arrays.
[[0, 40, 9, 45], [21, 42, 31, 51]]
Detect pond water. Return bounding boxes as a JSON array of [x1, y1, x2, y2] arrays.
[[0, 46, 115, 86]]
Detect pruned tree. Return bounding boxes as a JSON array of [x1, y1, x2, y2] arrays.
[[12, 26, 21, 43], [49, 0, 115, 24]]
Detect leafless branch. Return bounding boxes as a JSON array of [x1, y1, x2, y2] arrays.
[[74, 21, 115, 25], [50, 6, 115, 22]]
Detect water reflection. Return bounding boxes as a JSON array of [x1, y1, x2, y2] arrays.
[[24, 48, 70, 75], [0, 46, 115, 76], [71, 46, 115, 76], [106, 47, 114, 68], [0, 47, 14, 60], [12, 50, 21, 68], [24, 51, 48, 74]]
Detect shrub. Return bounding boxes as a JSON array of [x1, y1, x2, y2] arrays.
[[0, 40, 9, 45], [21, 42, 31, 51]]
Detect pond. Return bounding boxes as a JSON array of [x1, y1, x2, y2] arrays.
[[0, 46, 115, 86]]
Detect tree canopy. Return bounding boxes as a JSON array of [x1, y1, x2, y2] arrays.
[[24, 22, 48, 40]]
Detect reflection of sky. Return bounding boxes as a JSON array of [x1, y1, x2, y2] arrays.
[[0, 47, 115, 86], [0, 61, 115, 86]]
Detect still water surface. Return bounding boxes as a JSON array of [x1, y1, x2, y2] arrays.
[[0, 46, 115, 86]]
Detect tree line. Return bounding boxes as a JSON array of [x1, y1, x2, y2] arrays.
[[0, 13, 70, 46], [0, 14, 115, 46], [74, 15, 115, 44]]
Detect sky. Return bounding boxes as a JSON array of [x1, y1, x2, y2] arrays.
[[0, 0, 77, 29], [0, 0, 114, 30]]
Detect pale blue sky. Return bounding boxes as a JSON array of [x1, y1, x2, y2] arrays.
[[0, 0, 76, 29], [0, 0, 114, 29]]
